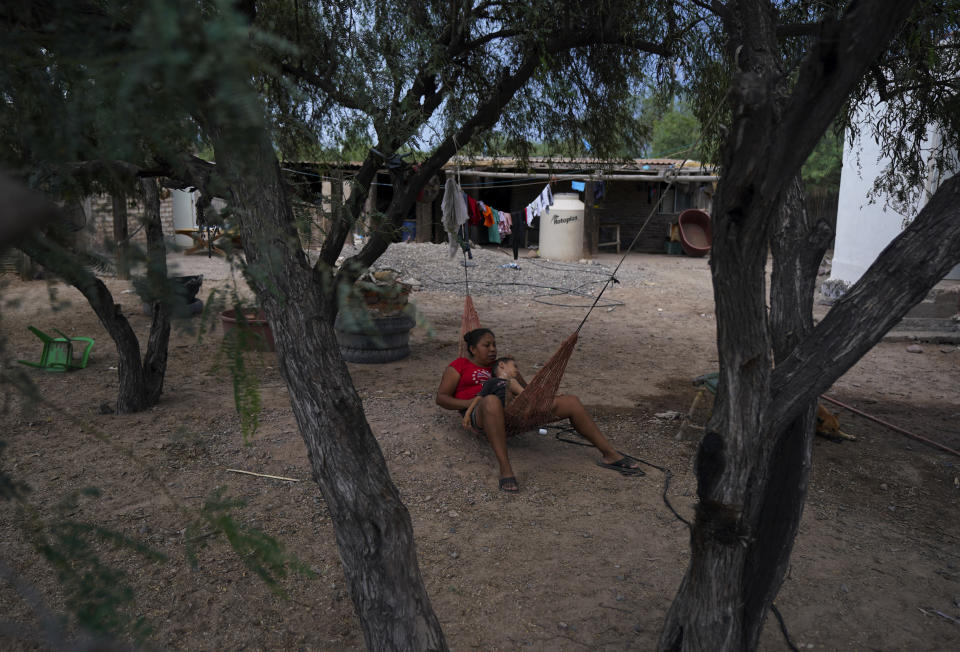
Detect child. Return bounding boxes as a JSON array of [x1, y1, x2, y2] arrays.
[[462, 356, 524, 429]]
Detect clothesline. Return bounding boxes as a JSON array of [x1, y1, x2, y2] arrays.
[[440, 178, 564, 261]]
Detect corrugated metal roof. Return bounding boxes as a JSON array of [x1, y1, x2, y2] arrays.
[[444, 156, 714, 174]]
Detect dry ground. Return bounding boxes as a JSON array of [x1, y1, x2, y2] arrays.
[[1, 251, 959, 650]]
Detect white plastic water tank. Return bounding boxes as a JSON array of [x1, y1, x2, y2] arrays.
[[171, 189, 197, 247], [539, 192, 584, 261]]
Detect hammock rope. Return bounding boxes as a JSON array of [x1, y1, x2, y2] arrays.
[[455, 99, 722, 432]]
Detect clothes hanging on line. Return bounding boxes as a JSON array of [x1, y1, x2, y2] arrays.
[[466, 194, 482, 226], [487, 208, 501, 244], [511, 211, 525, 260], [441, 178, 469, 258], [481, 203, 494, 227], [497, 210, 512, 236], [525, 183, 554, 225]]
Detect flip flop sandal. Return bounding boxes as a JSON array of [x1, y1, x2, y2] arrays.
[[498, 476, 519, 492], [597, 456, 645, 476]]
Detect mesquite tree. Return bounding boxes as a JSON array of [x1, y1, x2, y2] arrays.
[[4, 0, 677, 648], [194, 3, 675, 647], [6, 1, 958, 649], [657, 1, 960, 649], [16, 179, 173, 413]]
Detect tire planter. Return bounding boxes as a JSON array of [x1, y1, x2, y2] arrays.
[[139, 275, 204, 317], [142, 297, 203, 316], [220, 309, 276, 352], [334, 311, 416, 363]]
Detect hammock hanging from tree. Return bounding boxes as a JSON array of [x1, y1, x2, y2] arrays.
[[459, 293, 578, 435], [450, 161, 695, 435]]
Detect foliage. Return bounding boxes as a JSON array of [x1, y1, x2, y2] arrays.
[[185, 487, 316, 596], [12, 486, 166, 643], [645, 100, 705, 161], [801, 124, 844, 193], [842, 0, 960, 209], [202, 288, 264, 443]]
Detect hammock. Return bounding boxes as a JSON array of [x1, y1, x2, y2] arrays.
[[459, 293, 577, 435], [449, 159, 699, 435]]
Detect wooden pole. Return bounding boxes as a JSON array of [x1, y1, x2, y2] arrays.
[[583, 180, 598, 257]]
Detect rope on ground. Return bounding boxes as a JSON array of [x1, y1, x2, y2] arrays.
[[422, 274, 626, 308], [770, 603, 801, 652], [549, 425, 691, 528]]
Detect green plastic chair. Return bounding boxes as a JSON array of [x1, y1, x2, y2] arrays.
[[17, 326, 95, 372]]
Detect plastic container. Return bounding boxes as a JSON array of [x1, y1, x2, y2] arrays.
[[221, 309, 276, 352], [539, 193, 584, 261]]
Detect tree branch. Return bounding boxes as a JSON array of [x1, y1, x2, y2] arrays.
[[770, 173, 960, 433], [764, 0, 921, 197], [776, 22, 820, 38], [281, 63, 368, 112]]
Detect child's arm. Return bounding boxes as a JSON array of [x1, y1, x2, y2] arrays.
[[507, 378, 525, 397], [462, 395, 481, 428]]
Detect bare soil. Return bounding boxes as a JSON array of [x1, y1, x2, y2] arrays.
[[2, 251, 959, 651]]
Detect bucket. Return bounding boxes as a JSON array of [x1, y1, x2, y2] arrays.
[[401, 220, 416, 242], [220, 309, 276, 352], [539, 193, 584, 261]]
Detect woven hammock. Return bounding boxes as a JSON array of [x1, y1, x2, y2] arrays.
[[459, 294, 578, 435]]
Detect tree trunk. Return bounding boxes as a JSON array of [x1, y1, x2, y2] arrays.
[[112, 192, 130, 280], [16, 181, 174, 414], [208, 123, 447, 651], [658, 0, 949, 646], [140, 179, 171, 405]]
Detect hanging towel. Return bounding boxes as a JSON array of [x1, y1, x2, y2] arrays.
[[442, 178, 470, 258], [488, 208, 501, 244], [571, 180, 585, 192]]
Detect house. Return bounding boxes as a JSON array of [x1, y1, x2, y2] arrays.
[[428, 157, 717, 257], [833, 116, 959, 284], [39, 156, 717, 266]]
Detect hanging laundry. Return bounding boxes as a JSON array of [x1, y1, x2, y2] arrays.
[[501, 211, 512, 235], [487, 208, 501, 244], [539, 185, 553, 214], [571, 180, 586, 192], [482, 203, 494, 227], [466, 194, 482, 226], [497, 209, 511, 236], [442, 178, 470, 258], [512, 211, 525, 260], [594, 180, 606, 200]]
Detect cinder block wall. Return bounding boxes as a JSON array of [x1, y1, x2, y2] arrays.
[[590, 181, 675, 253], [82, 192, 176, 250]]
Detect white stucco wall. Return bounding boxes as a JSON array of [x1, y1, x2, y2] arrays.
[[832, 120, 959, 283]]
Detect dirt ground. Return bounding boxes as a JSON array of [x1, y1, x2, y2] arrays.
[[1, 250, 959, 651]]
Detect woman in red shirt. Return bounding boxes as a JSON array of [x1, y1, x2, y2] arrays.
[[436, 328, 640, 492]]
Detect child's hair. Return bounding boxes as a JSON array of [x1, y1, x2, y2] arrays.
[[493, 356, 516, 375], [463, 328, 493, 354]]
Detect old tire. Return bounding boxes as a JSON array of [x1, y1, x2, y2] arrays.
[[335, 312, 415, 364]]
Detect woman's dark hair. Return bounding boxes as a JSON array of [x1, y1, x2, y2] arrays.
[[463, 328, 494, 356]]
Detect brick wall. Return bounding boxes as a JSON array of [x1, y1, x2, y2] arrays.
[[82, 191, 176, 251], [588, 180, 712, 254]]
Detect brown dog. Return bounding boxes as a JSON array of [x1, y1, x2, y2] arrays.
[[816, 404, 857, 441]]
